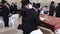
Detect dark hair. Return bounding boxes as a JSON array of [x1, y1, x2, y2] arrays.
[[51, 1, 54, 4], [34, 3, 40, 9], [29, 2, 32, 4], [12, 3, 14, 4], [2, 1, 7, 4], [21, 0, 30, 6], [44, 6, 48, 8], [58, 3, 60, 6], [33, 3, 35, 7], [37, 3, 40, 8]]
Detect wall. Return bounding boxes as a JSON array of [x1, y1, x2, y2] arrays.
[[6, 0, 21, 8], [1, 0, 60, 8], [30, 0, 60, 6]]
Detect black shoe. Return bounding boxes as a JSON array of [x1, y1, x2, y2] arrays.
[[17, 25, 23, 30], [5, 25, 9, 27]]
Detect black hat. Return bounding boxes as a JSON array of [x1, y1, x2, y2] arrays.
[[34, 3, 40, 9], [21, 0, 30, 6], [33, 3, 35, 7], [44, 6, 48, 8], [58, 3, 60, 5], [2, 0, 7, 4], [51, 1, 54, 4]]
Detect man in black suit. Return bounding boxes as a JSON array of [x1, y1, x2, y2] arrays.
[[10, 3, 17, 14], [21, 1, 40, 33], [55, 3, 60, 17], [20, 0, 30, 25], [2, 1, 10, 27], [25, 3, 40, 34], [49, 1, 55, 16], [20, 0, 31, 34]]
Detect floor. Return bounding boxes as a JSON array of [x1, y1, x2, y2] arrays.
[[0, 16, 23, 34], [0, 16, 54, 34]]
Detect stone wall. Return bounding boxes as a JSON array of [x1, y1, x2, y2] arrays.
[[30, 0, 60, 6], [5, 0, 21, 8], [0, 0, 60, 8], [1, 0, 60, 5]]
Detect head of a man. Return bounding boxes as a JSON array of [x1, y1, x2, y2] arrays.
[[58, 3, 60, 6], [34, 3, 40, 9], [2, 1, 8, 5], [21, 0, 30, 8], [51, 1, 55, 5]]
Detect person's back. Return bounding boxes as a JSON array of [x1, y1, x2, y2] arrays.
[[13, 4, 17, 12], [49, 1, 55, 16], [10, 3, 17, 14], [25, 3, 41, 34], [23, 8, 38, 34], [18, 5, 29, 32], [10, 4, 14, 14], [50, 4, 55, 11], [20, 7, 28, 17], [20, 7, 29, 27], [56, 3, 60, 17], [19, 0, 40, 34], [2, 1, 10, 27], [2, 4, 9, 16]]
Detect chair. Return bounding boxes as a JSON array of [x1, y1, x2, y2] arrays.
[[0, 17, 4, 29], [9, 14, 19, 28]]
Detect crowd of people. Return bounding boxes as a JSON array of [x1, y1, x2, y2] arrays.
[[18, 0, 60, 34], [0, 0, 19, 27], [0, 0, 60, 34]]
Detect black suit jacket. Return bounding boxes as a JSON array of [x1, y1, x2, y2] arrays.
[[49, 4, 55, 16], [20, 7, 29, 23], [22, 8, 40, 33], [55, 6, 60, 17], [2, 5, 10, 21], [10, 4, 17, 14]]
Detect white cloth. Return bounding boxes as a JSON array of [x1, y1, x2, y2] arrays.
[[0, 17, 4, 24], [9, 14, 19, 23], [40, 9, 45, 14], [29, 4, 33, 9], [30, 29, 43, 34], [55, 28, 60, 34], [0, 20, 4, 24]]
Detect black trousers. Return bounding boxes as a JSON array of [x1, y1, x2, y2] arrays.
[[49, 11, 54, 16], [23, 31, 29, 34], [3, 16, 9, 27], [23, 30, 30, 34]]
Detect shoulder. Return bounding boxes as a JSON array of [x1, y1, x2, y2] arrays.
[[29, 8, 34, 11]]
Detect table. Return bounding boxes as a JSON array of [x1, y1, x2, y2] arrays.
[[39, 14, 60, 32]]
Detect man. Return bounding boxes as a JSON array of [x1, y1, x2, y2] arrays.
[[10, 3, 14, 14], [2, 1, 10, 27], [20, 0, 30, 34], [10, 3, 17, 14], [49, 1, 55, 16], [18, 0, 30, 30], [19, 0, 41, 34], [26, 3, 40, 33], [22, 3, 40, 34], [40, 6, 49, 15], [55, 3, 60, 17]]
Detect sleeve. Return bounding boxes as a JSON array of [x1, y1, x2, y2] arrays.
[[36, 12, 42, 26], [6, 6, 10, 15]]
